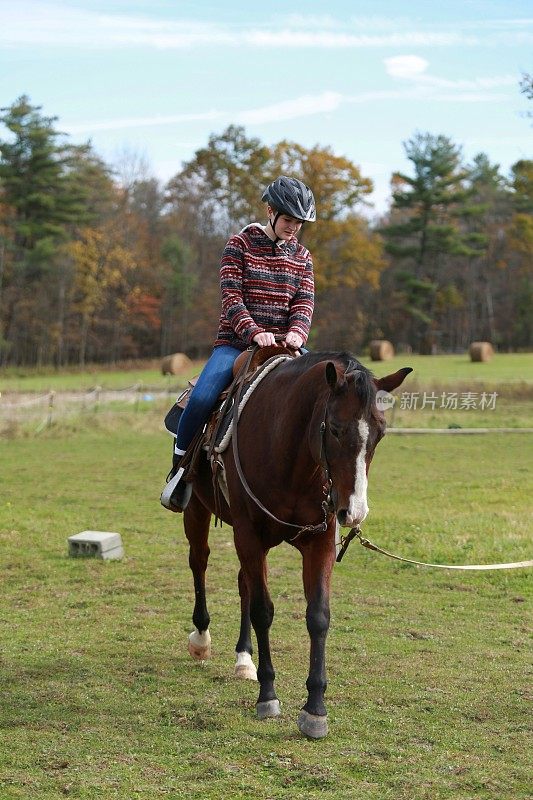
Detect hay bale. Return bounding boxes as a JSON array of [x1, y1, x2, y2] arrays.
[[469, 342, 494, 362], [369, 340, 395, 361], [161, 352, 192, 375]]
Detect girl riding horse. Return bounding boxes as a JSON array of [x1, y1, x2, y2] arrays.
[[161, 175, 317, 512]]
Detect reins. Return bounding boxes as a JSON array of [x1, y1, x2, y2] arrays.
[[337, 526, 533, 570], [230, 348, 332, 539]]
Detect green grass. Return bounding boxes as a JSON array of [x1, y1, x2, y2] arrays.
[[367, 352, 533, 387], [0, 363, 202, 393], [0, 417, 531, 799], [2, 354, 532, 440], [1, 352, 532, 393]]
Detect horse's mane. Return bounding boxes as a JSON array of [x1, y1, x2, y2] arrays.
[[280, 351, 375, 410]]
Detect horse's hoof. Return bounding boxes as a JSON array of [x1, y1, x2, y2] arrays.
[[188, 629, 211, 661], [256, 699, 281, 719], [234, 652, 257, 681], [297, 710, 328, 739]]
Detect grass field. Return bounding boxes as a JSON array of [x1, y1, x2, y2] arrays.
[[1, 413, 532, 799], [1, 352, 532, 393], [2, 353, 532, 438]]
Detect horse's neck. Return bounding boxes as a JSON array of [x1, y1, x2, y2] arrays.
[[268, 366, 328, 474]]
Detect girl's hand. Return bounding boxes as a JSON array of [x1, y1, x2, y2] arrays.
[[284, 331, 303, 350], [253, 332, 277, 347]]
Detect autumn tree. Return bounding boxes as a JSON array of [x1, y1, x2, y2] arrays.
[[269, 141, 381, 292], [67, 226, 135, 365], [2, 95, 529, 364], [165, 131, 385, 352], [166, 125, 271, 236], [265, 141, 385, 349], [163, 127, 271, 353]]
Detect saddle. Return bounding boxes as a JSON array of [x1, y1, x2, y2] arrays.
[[163, 344, 300, 523], [164, 345, 300, 480]]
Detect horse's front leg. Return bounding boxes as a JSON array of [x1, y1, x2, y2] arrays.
[[234, 528, 280, 719], [234, 567, 258, 681], [183, 493, 212, 660], [297, 528, 336, 739]]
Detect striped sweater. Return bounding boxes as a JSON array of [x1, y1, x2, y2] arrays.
[[214, 223, 314, 350]]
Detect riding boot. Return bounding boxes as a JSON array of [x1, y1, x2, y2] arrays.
[[160, 450, 193, 513]]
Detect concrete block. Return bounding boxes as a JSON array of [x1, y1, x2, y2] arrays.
[[68, 530, 124, 560]]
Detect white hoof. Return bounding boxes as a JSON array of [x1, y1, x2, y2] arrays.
[[188, 629, 211, 661], [297, 709, 328, 739], [234, 651, 257, 681], [256, 699, 281, 719]]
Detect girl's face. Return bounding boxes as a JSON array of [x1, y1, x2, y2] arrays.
[[268, 206, 303, 241]]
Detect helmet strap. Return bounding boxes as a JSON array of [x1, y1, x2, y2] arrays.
[[268, 211, 282, 243]]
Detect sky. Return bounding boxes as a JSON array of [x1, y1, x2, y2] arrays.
[[1, 0, 532, 216]]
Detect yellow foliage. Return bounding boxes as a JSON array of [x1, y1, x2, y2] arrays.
[[304, 216, 386, 293], [269, 141, 383, 291], [66, 226, 135, 319]]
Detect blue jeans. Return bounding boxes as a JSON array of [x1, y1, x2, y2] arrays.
[[175, 345, 241, 453]]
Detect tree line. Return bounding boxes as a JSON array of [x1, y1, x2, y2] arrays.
[[0, 94, 531, 366]]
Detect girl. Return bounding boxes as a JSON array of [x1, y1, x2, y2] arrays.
[[161, 175, 317, 512]]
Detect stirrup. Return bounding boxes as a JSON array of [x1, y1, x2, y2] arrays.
[[160, 466, 192, 512]]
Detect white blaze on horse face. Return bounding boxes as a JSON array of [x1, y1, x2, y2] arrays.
[[346, 418, 369, 526]]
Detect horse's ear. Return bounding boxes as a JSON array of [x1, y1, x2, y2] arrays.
[[374, 367, 413, 393], [325, 361, 339, 390]]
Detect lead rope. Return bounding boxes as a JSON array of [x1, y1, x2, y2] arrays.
[[336, 526, 533, 569]]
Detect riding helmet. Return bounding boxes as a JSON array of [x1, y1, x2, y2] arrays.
[[262, 176, 316, 222]]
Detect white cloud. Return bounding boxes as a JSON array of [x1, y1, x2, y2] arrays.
[[62, 93, 345, 135], [243, 30, 477, 48], [385, 55, 429, 79], [281, 14, 340, 29], [64, 110, 222, 134], [348, 15, 412, 31], [63, 77, 512, 137], [426, 75, 516, 89], [384, 55, 517, 94], [1, 3, 532, 49], [432, 91, 510, 102], [237, 92, 343, 125]]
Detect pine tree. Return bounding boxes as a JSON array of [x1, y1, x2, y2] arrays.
[[458, 153, 509, 346], [0, 97, 116, 364], [505, 160, 533, 348], [381, 132, 483, 353], [0, 96, 70, 269]]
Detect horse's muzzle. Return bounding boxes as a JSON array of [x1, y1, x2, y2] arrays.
[[332, 487, 369, 528], [336, 505, 369, 528]]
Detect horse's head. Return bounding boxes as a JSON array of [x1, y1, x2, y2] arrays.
[[321, 361, 412, 528]]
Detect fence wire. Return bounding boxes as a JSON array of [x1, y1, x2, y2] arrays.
[[0, 384, 177, 432]]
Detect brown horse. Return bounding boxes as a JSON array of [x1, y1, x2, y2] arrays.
[[183, 350, 411, 738]]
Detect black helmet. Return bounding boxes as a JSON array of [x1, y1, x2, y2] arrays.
[[262, 176, 316, 222]]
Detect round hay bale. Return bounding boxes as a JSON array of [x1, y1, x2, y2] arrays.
[[161, 352, 192, 375], [469, 341, 494, 362], [369, 339, 395, 361]]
